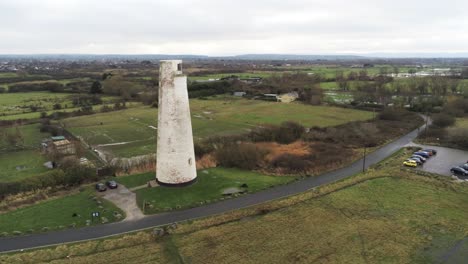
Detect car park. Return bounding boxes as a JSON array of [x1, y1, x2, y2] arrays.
[[450, 167, 468, 176], [409, 158, 423, 165], [422, 149, 437, 155], [411, 155, 426, 163], [106, 180, 118, 189], [413, 151, 430, 158], [95, 183, 107, 192], [403, 160, 418, 167]]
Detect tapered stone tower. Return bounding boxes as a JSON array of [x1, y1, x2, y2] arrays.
[[156, 60, 197, 186]]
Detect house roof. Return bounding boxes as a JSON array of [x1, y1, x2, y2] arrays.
[[52, 139, 71, 146], [51, 136, 66, 141]]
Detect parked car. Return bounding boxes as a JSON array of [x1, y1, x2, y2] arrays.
[[422, 149, 437, 155], [411, 155, 426, 163], [450, 167, 468, 176], [414, 151, 430, 158], [409, 158, 423, 165], [403, 160, 418, 167], [106, 180, 118, 189], [460, 164, 468, 170], [95, 183, 107, 192]]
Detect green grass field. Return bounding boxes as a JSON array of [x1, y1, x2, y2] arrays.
[[0, 92, 73, 117], [0, 124, 51, 182], [455, 117, 468, 128], [63, 98, 373, 157], [0, 92, 119, 120], [4, 78, 90, 88], [5, 149, 467, 263], [188, 72, 275, 81], [115, 172, 155, 189], [0, 123, 49, 149], [0, 150, 48, 182], [306, 65, 413, 79], [0, 188, 124, 236], [187, 65, 414, 81], [0, 72, 19, 78], [0, 73, 51, 79], [323, 91, 354, 104], [131, 168, 295, 214], [457, 79, 468, 93]]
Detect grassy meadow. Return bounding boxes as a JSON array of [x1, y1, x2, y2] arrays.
[[62, 97, 373, 157], [188, 72, 275, 81], [0, 124, 51, 182], [0, 91, 119, 120], [0, 73, 51, 79], [0, 188, 124, 236], [0, 92, 73, 117], [127, 168, 295, 214], [3, 148, 467, 263], [0, 123, 49, 149], [455, 117, 468, 128], [309, 65, 414, 78], [0, 150, 48, 182]]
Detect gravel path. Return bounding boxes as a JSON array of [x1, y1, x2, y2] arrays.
[[103, 185, 145, 221]]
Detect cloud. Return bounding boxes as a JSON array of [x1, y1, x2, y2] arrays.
[[0, 0, 467, 55]]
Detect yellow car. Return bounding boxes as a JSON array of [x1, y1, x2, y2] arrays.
[[403, 160, 418, 167]]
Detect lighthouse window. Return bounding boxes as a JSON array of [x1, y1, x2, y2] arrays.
[[177, 63, 182, 71]]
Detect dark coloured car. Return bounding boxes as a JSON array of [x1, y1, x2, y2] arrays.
[[409, 158, 423, 165], [106, 180, 118, 189], [411, 155, 426, 163], [414, 151, 430, 158], [450, 167, 468, 176], [422, 149, 437, 155], [460, 164, 468, 171], [95, 183, 107, 192]]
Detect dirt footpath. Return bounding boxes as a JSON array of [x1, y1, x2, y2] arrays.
[[103, 185, 145, 221]]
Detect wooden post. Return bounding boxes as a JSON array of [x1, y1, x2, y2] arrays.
[[362, 146, 367, 173]]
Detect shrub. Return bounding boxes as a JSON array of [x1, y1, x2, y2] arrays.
[[194, 141, 215, 158], [378, 108, 408, 121], [250, 121, 305, 144], [276, 122, 305, 144], [270, 154, 310, 173], [424, 126, 447, 139], [432, 113, 456, 128], [446, 128, 468, 149], [215, 143, 268, 170]]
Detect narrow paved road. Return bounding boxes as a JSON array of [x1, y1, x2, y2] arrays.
[[0, 122, 427, 253]]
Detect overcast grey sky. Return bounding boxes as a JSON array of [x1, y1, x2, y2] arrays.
[[0, 0, 467, 55]]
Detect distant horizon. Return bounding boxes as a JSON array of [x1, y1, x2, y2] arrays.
[[2, 52, 468, 59]]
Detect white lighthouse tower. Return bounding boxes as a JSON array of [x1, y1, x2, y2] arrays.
[[156, 60, 197, 186]]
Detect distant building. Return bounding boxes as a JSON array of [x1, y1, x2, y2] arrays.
[[240, 77, 262, 84], [261, 93, 279, 102], [42, 136, 76, 156], [277, 92, 299, 103], [220, 75, 263, 84], [51, 139, 76, 155], [51, 136, 66, 141], [233, 91, 246, 97]]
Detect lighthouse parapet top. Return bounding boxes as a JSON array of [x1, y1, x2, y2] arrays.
[[160, 60, 183, 75]]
